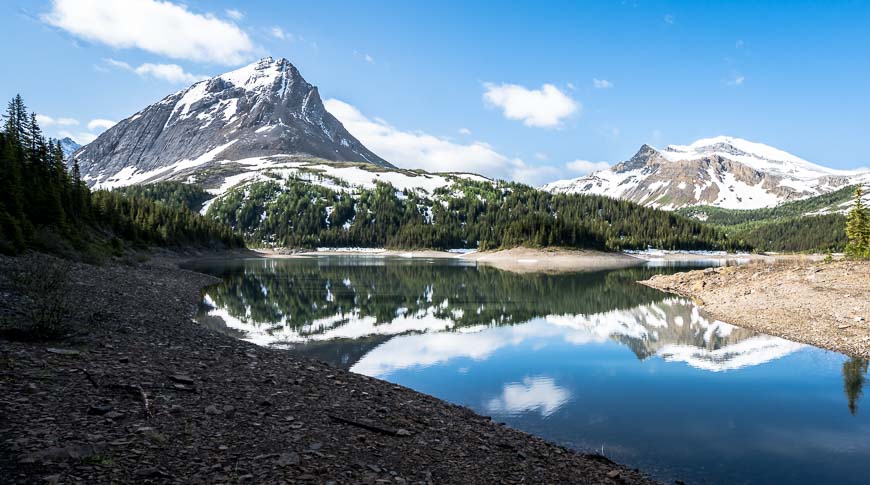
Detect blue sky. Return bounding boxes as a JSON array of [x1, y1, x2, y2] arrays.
[[3, 0, 870, 184]]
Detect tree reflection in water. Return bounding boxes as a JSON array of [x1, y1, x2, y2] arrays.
[[843, 357, 869, 415]]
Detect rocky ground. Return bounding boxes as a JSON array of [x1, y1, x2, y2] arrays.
[[0, 253, 658, 484], [640, 260, 870, 358]]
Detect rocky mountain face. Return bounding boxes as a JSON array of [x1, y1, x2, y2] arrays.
[[59, 137, 81, 160], [543, 136, 870, 209], [71, 57, 392, 187]]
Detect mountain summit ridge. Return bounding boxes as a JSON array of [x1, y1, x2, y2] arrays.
[[543, 136, 869, 210], [72, 56, 391, 187]]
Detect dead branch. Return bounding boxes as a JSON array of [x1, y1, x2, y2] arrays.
[[328, 414, 402, 436], [76, 368, 100, 388]]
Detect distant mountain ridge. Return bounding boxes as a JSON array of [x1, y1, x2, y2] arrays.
[[59, 137, 80, 160], [543, 136, 870, 210], [71, 57, 391, 188]]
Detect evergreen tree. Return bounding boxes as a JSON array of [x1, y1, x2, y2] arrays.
[[845, 185, 869, 259], [0, 94, 242, 254]]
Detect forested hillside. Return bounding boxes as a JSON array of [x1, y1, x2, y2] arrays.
[[675, 188, 857, 252], [114, 182, 213, 212], [201, 175, 738, 251], [0, 95, 243, 256]]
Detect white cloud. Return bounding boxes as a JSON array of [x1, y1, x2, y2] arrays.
[[134, 63, 207, 84], [36, 114, 79, 127], [364, 54, 375, 64], [592, 78, 614, 89], [225, 8, 244, 20], [458, 128, 472, 135], [565, 159, 610, 175], [325, 98, 548, 183], [88, 119, 116, 131], [42, 0, 254, 65], [104, 58, 206, 84], [534, 152, 548, 161], [482, 82, 579, 128]]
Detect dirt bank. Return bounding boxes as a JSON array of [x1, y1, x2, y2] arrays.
[[0, 253, 657, 484], [640, 260, 870, 358]]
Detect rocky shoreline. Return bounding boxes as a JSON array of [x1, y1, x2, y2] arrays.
[[0, 253, 658, 484], [640, 260, 870, 359]]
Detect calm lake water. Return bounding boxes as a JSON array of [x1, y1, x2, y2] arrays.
[[187, 257, 870, 485]]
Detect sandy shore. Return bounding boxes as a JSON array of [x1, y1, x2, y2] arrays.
[[462, 247, 644, 273], [0, 253, 657, 484], [640, 260, 870, 358], [251, 246, 647, 273]]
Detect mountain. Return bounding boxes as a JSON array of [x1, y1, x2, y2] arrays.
[[59, 137, 81, 159], [71, 57, 391, 188], [543, 136, 870, 210]]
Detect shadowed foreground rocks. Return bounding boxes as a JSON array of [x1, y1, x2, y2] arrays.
[[0, 254, 658, 484]]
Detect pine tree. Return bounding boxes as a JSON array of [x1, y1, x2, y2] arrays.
[[845, 185, 869, 259]]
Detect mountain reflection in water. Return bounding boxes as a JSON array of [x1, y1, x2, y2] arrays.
[[192, 257, 802, 373]]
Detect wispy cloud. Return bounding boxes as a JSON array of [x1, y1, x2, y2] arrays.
[[225, 8, 244, 21], [664, 13, 675, 24], [482, 82, 579, 128], [36, 114, 79, 127], [104, 58, 207, 84], [353, 50, 375, 64], [325, 98, 553, 184], [458, 128, 471, 135], [41, 0, 254, 65], [727, 74, 746, 86], [270, 26, 293, 41], [565, 159, 610, 175], [593, 78, 614, 89]]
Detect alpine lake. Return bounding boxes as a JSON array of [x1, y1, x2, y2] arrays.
[[185, 256, 870, 485]]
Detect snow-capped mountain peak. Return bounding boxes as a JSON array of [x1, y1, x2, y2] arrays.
[[660, 136, 851, 178], [71, 57, 391, 188], [218, 56, 290, 93], [543, 136, 869, 210]]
